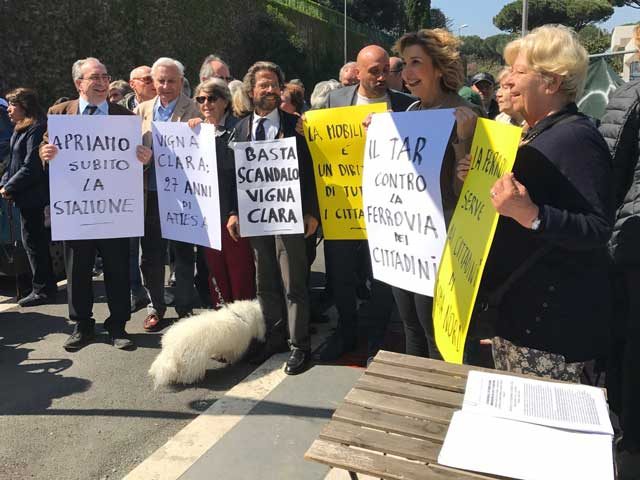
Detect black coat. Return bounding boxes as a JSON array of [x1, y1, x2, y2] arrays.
[[227, 109, 319, 220], [480, 104, 614, 362], [599, 80, 640, 267], [0, 120, 48, 209]]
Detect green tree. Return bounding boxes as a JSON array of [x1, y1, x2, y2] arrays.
[[404, 0, 431, 31], [577, 24, 611, 54], [429, 8, 452, 30], [493, 0, 614, 33], [608, 0, 640, 7]]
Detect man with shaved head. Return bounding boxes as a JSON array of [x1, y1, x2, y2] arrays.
[[121, 65, 156, 111], [315, 45, 415, 363], [387, 56, 405, 91]]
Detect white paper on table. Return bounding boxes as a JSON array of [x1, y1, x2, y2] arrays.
[[437, 410, 614, 480], [463, 370, 613, 435]]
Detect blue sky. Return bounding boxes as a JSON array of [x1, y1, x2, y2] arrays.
[[432, 0, 639, 38]]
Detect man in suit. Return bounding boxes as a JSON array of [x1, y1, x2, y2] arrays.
[[136, 57, 202, 331], [316, 45, 416, 363], [227, 61, 319, 375], [39, 57, 152, 351]]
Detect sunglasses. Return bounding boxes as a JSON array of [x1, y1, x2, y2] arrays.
[[133, 76, 153, 84], [195, 94, 221, 104]]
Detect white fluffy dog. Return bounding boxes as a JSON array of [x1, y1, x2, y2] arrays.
[[148, 299, 265, 388]]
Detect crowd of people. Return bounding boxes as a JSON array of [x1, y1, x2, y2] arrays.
[[2, 22, 640, 463]]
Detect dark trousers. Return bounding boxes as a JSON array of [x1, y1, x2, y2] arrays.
[[392, 287, 442, 359], [140, 191, 167, 317], [63, 237, 130, 332], [129, 237, 143, 294], [251, 234, 310, 350], [19, 206, 55, 294], [173, 240, 198, 315], [204, 224, 255, 306], [325, 239, 393, 356], [607, 269, 640, 448]]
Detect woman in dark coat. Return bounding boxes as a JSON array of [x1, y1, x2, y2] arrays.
[[479, 25, 614, 381], [188, 78, 256, 307], [0, 88, 56, 306]]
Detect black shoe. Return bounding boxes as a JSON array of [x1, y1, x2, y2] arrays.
[[248, 336, 289, 365], [314, 332, 357, 362], [108, 331, 135, 350], [63, 323, 95, 351], [18, 291, 54, 307], [284, 348, 311, 375]]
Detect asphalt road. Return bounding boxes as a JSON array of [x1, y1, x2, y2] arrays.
[[0, 276, 260, 480], [0, 241, 332, 480]]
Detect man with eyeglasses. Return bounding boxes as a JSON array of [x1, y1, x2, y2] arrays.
[[387, 56, 405, 91], [198, 54, 233, 84], [119, 65, 157, 314], [121, 65, 157, 111], [39, 57, 153, 351], [136, 57, 201, 332]]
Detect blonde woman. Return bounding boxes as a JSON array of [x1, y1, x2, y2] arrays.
[[392, 29, 482, 360], [479, 25, 614, 381]]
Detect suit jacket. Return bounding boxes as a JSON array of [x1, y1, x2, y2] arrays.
[[228, 109, 319, 220], [323, 84, 416, 112], [43, 99, 133, 145], [1, 121, 48, 209], [135, 94, 201, 192]]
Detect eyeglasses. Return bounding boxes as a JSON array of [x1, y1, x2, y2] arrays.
[[195, 94, 221, 104], [81, 74, 111, 82], [132, 76, 153, 84], [213, 75, 234, 82]]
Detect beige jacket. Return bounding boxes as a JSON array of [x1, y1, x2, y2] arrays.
[[135, 94, 202, 195]]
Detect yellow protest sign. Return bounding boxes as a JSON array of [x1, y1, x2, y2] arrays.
[[433, 119, 522, 364], [304, 103, 387, 239]]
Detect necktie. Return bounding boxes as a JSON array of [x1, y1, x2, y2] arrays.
[[255, 117, 266, 141], [85, 105, 98, 115]]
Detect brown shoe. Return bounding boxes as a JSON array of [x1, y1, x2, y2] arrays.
[[143, 313, 162, 332]]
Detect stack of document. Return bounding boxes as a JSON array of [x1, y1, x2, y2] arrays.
[[437, 371, 614, 480]]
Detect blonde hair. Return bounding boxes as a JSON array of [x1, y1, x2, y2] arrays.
[[503, 25, 587, 101], [634, 24, 640, 48], [496, 67, 511, 84], [393, 28, 464, 93]]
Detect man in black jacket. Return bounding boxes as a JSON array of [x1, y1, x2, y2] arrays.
[[600, 78, 640, 469], [226, 61, 319, 375], [316, 45, 415, 363]]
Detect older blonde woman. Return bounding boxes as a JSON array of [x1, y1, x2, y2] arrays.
[[391, 29, 482, 360], [494, 67, 525, 127], [477, 25, 614, 381]]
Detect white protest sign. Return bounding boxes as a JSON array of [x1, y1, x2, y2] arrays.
[[231, 137, 304, 237], [48, 115, 143, 240], [152, 121, 221, 249], [363, 110, 454, 296]]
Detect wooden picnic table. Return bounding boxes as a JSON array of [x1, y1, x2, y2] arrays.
[[305, 350, 546, 480]]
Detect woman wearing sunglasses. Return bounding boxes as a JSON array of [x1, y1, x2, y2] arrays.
[[189, 79, 256, 307]]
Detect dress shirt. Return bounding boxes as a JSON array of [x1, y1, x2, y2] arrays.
[[251, 108, 280, 140], [153, 97, 178, 121], [78, 98, 109, 115]]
